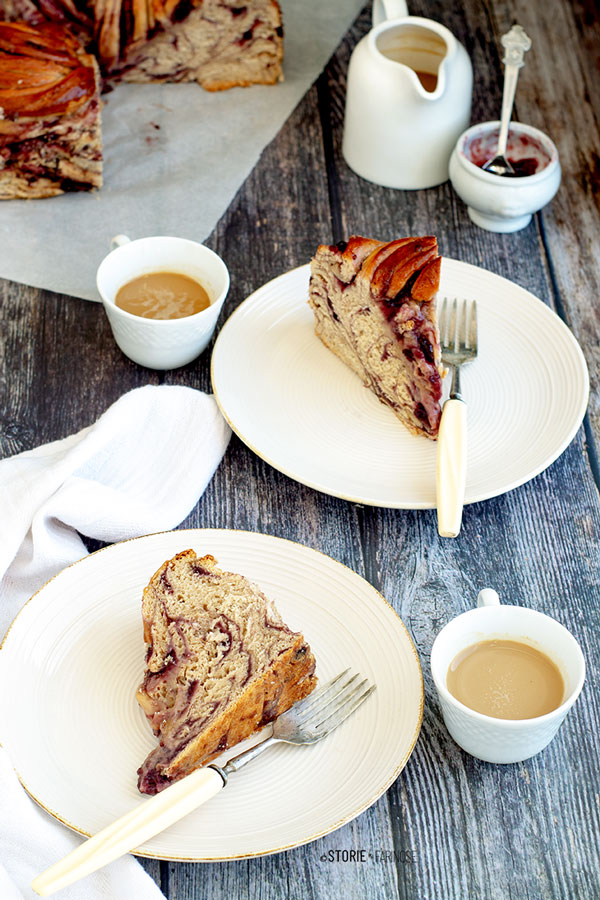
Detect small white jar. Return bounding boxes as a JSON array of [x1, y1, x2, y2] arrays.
[[449, 120, 561, 232]]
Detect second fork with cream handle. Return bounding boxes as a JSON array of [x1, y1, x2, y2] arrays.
[[32, 670, 375, 897], [436, 298, 479, 538]]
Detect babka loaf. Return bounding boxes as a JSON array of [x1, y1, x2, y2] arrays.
[[308, 235, 444, 439], [0, 0, 284, 89], [136, 550, 317, 794], [0, 22, 102, 198]]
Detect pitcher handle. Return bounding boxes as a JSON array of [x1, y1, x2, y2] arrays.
[[372, 0, 409, 26]]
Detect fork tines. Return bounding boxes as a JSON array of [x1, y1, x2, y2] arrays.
[[439, 297, 478, 353], [295, 669, 376, 736]]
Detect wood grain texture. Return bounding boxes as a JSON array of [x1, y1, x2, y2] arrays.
[[502, 0, 600, 442], [1, 0, 599, 898]]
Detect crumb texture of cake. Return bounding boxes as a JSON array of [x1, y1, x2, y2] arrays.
[[0, 0, 284, 90], [136, 549, 317, 794], [308, 235, 444, 439], [0, 22, 102, 199]]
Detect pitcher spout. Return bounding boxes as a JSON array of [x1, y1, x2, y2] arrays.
[[374, 17, 454, 97], [410, 65, 446, 100]]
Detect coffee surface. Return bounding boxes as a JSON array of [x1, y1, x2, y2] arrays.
[[378, 47, 438, 92], [447, 639, 564, 720], [115, 271, 210, 319], [414, 70, 437, 92]]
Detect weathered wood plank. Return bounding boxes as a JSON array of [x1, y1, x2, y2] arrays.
[[502, 0, 600, 443], [0, 281, 159, 457]]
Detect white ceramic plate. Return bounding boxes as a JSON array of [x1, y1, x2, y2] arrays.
[[0, 529, 423, 861], [211, 260, 589, 508]]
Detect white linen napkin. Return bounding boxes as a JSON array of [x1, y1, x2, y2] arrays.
[[0, 383, 231, 899], [0, 384, 231, 631], [0, 748, 166, 900]]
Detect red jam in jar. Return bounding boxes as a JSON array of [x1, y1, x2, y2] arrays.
[[464, 128, 552, 177]]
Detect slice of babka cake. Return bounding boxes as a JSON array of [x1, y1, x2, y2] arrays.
[[0, 0, 284, 91], [0, 22, 103, 199], [136, 550, 317, 794], [308, 235, 444, 439]]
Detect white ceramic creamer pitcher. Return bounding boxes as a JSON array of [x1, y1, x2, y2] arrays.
[[343, 7, 473, 189]]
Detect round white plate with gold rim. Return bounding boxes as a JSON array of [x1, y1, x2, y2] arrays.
[[211, 260, 589, 508], [0, 529, 423, 861]]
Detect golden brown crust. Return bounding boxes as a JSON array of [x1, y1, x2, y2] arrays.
[[0, 22, 99, 118], [316, 237, 384, 278], [157, 636, 315, 782], [1, 0, 285, 89], [314, 236, 441, 302], [412, 255, 441, 301], [0, 21, 103, 198], [200, 71, 283, 90], [365, 237, 438, 299]]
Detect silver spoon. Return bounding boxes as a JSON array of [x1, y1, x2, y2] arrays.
[[483, 25, 532, 176]]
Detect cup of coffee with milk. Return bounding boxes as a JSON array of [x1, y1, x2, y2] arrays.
[[96, 235, 230, 369], [431, 589, 585, 763]]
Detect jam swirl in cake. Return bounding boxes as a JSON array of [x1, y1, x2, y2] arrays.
[[0, 22, 102, 199], [136, 550, 317, 794], [308, 235, 444, 439]]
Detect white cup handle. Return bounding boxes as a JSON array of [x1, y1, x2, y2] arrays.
[[477, 589, 501, 608], [372, 0, 409, 26], [110, 234, 131, 251]]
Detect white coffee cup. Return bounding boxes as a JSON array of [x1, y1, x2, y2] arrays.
[[96, 235, 230, 370], [430, 589, 585, 763]]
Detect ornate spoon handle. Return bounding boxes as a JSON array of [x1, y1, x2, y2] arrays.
[[497, 25, 532, 158]]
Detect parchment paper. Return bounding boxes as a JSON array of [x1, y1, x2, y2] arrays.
[[0, 0, 364, 301]]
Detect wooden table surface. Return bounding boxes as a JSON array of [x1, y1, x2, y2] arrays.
[[2, 1, 600, 898]]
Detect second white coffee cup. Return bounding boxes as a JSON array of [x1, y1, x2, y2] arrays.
[[97, 235, 230, 370], [431, 589, 585, 764]]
